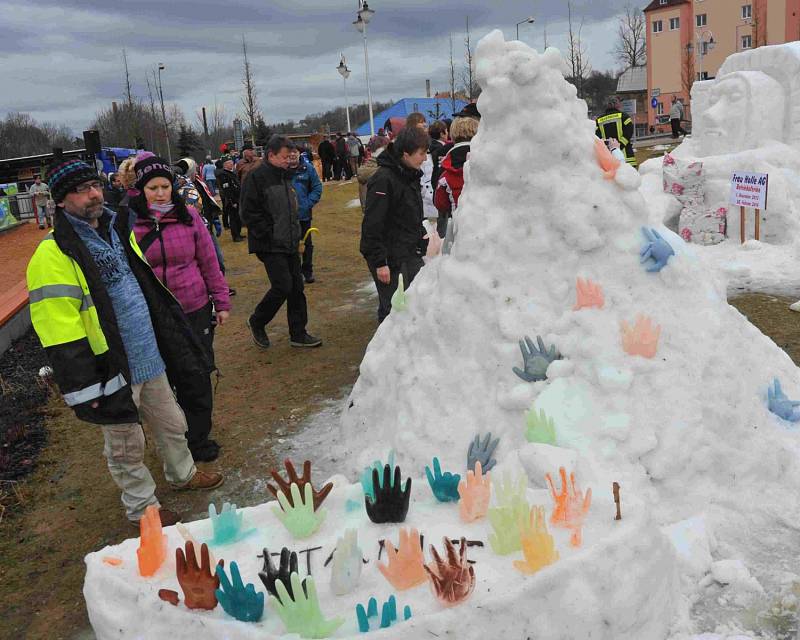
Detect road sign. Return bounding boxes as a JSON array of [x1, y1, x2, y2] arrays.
[[621, 99, 637, 115], [651, 97, 659, 108], [233, 118, 244, 150], [652, 88, 661, 97]]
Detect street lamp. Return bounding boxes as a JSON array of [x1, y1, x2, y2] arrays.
[[156, 63, 172, 163], [353, 1, 376, 138], [337, 54, 352, 133], [516, 16, 536, 40], [695, 29, 715, 81]]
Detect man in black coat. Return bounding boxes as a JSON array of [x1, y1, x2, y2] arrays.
[[334, 133, 351, 180], [219, 159, 244, 242], [240, 135, 322, 349], [360, 126, 430, 323], [318, 136, 336, 182]]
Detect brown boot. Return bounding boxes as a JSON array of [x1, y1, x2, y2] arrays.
[[174, 469, 224, 491], [129, 507, 181, 529]]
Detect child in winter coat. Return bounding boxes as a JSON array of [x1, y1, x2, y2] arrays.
[[289, 149, 323, 283], [433, 116, 479, 237]]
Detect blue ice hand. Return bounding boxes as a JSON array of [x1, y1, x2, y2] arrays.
[[356, 595, 412, 633], [215, 561, 265, 622], [425, 457, 461, 503], [209, 502, 255, 545], [467, 432, 499, 473], [640, 227, 675, 273], [767, 378, 800, 422], [360, 450, 395, 501], [512, 335, 561, 382]]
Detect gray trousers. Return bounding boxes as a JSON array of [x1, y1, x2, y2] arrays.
[[100, 373, 196, 522]]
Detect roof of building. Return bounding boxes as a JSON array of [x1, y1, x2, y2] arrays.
[[643, 0, 689, 12], [355, 98, 469, 136], [616, 65, 647, 93]]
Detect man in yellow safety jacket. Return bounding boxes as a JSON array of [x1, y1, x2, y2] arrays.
[[26, 158, 224, 526], [595, 97, 637, 168]]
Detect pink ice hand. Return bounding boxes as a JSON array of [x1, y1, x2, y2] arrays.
[[620, 314, 661, 359], [593, 138, 620, 180], [573, 278, 604, 311]]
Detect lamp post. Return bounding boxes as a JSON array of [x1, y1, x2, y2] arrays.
[[156, 63, 172, 163], [337, 54, 352, 133], [516, 16, 536, 40], [353, 1, 376, 138], [695, 29, 715, 81]]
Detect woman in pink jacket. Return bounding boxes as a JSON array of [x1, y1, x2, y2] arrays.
[[131, 154, 230, 462]]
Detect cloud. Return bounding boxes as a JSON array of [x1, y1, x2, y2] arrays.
[[1, 0, 629, 134]]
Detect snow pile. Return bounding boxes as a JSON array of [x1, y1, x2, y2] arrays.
[[338, 30, 800, 634]]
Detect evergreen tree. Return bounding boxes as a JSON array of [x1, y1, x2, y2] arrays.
[[177, 125, 201, 158], [254, 116, 272, 146]]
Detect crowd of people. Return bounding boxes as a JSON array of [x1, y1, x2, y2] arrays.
[[23, 101, 490, 526]]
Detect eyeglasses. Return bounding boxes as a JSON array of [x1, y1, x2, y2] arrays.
[[74, 181, 103, 194]]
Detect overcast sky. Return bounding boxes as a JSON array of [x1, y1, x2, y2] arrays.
[[2, 0, 633, 134]]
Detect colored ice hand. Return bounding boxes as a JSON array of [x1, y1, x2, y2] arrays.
[[640, 227, 675, 273], [767, 378, 800, 422], [360, 451, 395, 501], [271, 574, 344, 639], [136, 504, 167, 577], [377, 527, 427, 591], [512, 335, 561, 382], [442, 217, 455, 255], [356, 595, 412, 632], [330, 528, 363, 596], [574, 277, 604, 310], [620, 314, 661, 358], [513, 505, 559, 575], [493, 471, 528, 509], [524, 408, 556, 445], [365, 464, 412, 524], [425, 457, 461, 503], [594, 137, 620, 180], [176, 541, 220, 610], [391, 273, 407, 311], [467, 432, 499, 473], [215, 561, 265, 622], [259, 547, 305, 602], [546, 467, 592, 547], [268, 459, 333, 512], [458, 461, 491, 523], [176, 523, 216, 567], [425, 537, 476, 607], [209, 502, 254, 545], [272, 483, 327, 539], [488, 499, 529, 555], [424, 231, 443, 259]]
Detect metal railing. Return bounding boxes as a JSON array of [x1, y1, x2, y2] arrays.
[[4, 193, 36, 220]]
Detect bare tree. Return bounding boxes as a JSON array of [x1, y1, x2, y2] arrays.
[[613, 3, 646, 69], [120, 48, 140, 146], [567, 1, 592, 99], [449, 33, 457, 114], [145, 71, 159, 151], [681, 43, 695, 98], [240, 34, 260, 146], [461, 17, 481, 101], [196, 99, 230, 156]]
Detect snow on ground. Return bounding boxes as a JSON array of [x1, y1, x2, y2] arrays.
[[345, 198, 361, 209]]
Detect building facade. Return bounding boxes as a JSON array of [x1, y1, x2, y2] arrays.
[[644, 0, 800, 134]]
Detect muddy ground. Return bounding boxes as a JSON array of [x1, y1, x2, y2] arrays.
[[0, 179, 798, 639]]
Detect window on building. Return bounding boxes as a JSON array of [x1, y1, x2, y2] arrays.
[[670, 17, 680, 30], [742, 4, 752, 19], [741, 34, 752, 49], [653, 20, 663, 33], [696, 14, 707, 27], [659, 0, 667, 4], [656, 102, 664, 115], [696, 71, 710, 80]]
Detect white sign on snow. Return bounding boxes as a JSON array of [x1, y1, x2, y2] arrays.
[[730, 171, 769, 210]]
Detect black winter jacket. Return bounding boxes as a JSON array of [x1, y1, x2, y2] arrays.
[[240, 161, 301, 254], [218, 169, 240, 211], [318, 140, 336, 162], [47, 207, 213, 425], [360, 144, 427, 270]]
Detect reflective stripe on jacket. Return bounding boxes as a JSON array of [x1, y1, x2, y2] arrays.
[[595, 110, 637, 167]]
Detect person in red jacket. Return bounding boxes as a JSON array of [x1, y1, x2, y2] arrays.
[[433, 115, 479, 237]]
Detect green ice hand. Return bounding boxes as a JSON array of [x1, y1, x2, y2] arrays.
[[493, 471, 528, 510], [272, 483, 326, 539], [488, 500, 529, 555], [391, 273, 407, 312], [271, 574, 344, 639], [524, 408, 556, 445]]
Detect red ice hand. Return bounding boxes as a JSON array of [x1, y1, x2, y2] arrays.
[[545, 467, 592, 547], [176, 541, 221, 610], [425, 537, 476, 607]]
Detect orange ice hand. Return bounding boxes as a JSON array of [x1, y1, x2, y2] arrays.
[[425, 537, 476, 607], [574, 278, 604, 311], [620, 314, 661, 358], [377, 528, 427, 591], [513, 505, 559, 575], [136, 504, 167, 577], [593, 137, 620, 180], [457, 461, 491, 523], [545, 467, 592, 547]]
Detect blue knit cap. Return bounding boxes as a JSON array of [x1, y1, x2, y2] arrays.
[[46, 158, 98, 203]]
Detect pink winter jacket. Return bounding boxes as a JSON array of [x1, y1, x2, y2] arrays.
[[133, 204, 231, 314]]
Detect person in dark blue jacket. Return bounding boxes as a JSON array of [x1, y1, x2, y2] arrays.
[[289, 148, 323, 283]]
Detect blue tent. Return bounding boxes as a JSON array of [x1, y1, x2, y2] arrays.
[[355, 98, 469, 136]]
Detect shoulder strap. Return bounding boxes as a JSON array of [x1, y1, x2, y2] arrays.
[[137, 225, 163, 254]]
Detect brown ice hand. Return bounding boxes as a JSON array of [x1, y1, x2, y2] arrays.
[[176, 541, 221, 610], [267, 459, 333, 511], [425, 537, 476, 607]]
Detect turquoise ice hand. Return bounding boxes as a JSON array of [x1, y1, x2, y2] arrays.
[[640, 226, 675, 273], [272, 483, 327, 539], [425, 457, 461, 503], [360, 450, 395, 501], [215, 561, 265, 622], [271, 574, 344, 639], [356, 595, 412, 632], [209, 502, 255, 545], [767, 378, 800, 422]]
